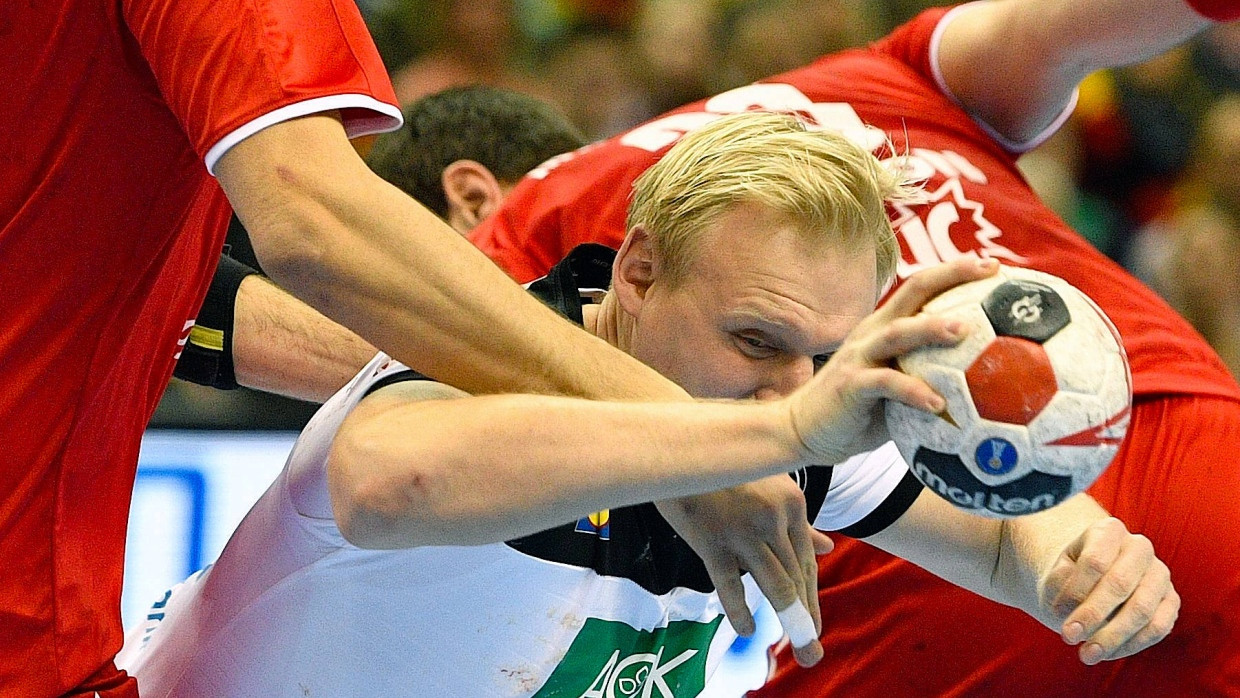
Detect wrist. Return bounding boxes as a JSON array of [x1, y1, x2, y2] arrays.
[[777, 396, 825, 466]]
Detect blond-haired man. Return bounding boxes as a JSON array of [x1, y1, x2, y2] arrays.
[[119, 113, 1175, 697]]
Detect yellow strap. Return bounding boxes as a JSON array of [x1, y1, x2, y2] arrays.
[[187, 325, 225, 352]]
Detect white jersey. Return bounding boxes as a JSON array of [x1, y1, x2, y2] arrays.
[[119, 249, 922, 698]]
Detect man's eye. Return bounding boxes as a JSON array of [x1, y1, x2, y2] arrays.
[[813, 353, 834, 371], [742, 336, 769, 348], [736, 334, 776, 356]]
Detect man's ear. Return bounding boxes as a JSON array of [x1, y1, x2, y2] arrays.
[[613, 226, 658, 317], [441, 160, 505, 235]]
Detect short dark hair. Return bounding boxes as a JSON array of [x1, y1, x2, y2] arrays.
[[367, 85, 586, 218]]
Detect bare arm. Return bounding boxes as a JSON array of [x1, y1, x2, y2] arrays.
[[937, 0, 1213, 144], [324, 256, 998, 546], [328, 382, 805, 548], [214, 112, 687, 402], [232, 274, 376, 402], [865, 490, 1178, 664]]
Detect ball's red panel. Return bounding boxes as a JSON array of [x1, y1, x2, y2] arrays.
[[965, 336, 1057, 424]]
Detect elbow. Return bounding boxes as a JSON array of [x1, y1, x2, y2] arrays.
[[249, 212, 339, 302], [327, 417, 452, 549], [240, 176, 358, 306]]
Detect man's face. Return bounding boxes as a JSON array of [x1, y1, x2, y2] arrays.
[[627, 201, 879, 401]]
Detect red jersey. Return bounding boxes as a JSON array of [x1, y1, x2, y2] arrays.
[[470, 9, 1239, 404], [0, 0, 397, 694], [472, 6, 1240, 696]]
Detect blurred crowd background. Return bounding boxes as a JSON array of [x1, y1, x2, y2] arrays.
[[152, 0, 1240, 430]]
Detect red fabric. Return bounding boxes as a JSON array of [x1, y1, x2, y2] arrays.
[[758, 394, 1240, 698], [469, 6, 1240, 695], [470, 8, 1240, 403], [0, 0, 395, 694], [1184, 0, 1240, 22]]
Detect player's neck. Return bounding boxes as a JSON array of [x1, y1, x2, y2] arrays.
[[583, 293, 634, 355]]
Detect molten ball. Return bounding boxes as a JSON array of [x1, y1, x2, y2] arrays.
[[885, 265, 1132, 518]]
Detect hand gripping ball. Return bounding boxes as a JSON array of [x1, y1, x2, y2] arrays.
[[885, 265, 1132, 518]]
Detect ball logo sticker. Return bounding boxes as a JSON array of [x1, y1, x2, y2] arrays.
[[975, 438, 1018, 475], [1009, 294, 1043, 324], [575, 510, 611, 540]]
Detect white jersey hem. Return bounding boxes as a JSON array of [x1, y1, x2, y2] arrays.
[[928, 2, 1079, 154], [204, 95, 403, 175]]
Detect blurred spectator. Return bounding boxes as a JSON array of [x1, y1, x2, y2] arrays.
[[1067, 21, 1238, 264], [1017, 119, 1127, 256], [539, 29, 654, 139], [631, 0, 724, 114], [1153, 202, 1240, 377], [1193, 20, 1240, 98], [1183, 91, 1240, 215], [388, 0, 550, 104], [1139, 95, 1240, 377], [718, 0, 881, 87]]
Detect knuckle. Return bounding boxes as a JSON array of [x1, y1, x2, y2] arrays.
[[1125, 598, 1157, 626], [1071, 606, 1103, 629], [1102, 572, 1138, 597], [1146, 615, 1175, 640], [1080, 553, 1111, 577], [1061, 586, 1090, 607], [1101, 516, 1126, 533], [879, 323, 903, 346], [770, 580, 798, 605], [904, 272, 932, 295]]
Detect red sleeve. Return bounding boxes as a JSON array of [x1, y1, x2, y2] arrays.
[[871, 3, 1074, 154], [122, 0, 400, 168], [868, 6, 955, 87]]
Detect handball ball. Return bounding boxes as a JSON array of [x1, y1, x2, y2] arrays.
[[885, 265, 1132, 518]]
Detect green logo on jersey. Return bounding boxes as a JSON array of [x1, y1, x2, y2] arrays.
[[533, 616, 724, 698]]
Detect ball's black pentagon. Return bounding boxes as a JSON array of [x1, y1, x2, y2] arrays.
[[908, 447, 1073, 517], [981, 280, 1070, 343]]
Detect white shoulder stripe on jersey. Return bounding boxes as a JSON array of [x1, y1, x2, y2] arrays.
[[205, 94, 403, 175], [927, 2, 1079, 154]]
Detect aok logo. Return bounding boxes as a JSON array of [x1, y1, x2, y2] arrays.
[[534, 617, 723, 698]]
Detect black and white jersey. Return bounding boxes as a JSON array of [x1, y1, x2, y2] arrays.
[[118, 247, 922, 697]]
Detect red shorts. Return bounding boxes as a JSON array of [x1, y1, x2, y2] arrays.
[[757, 394, 1240, 697]]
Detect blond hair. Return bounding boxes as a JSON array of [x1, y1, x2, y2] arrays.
[[626, 111, 921, 286]]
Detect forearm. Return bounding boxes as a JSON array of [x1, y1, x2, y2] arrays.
[[991, 493, 1110, 626], [232, 275, 376, 402], [329, 393, 806, 548], [864, 489, 1100, 614], [939, 0, 1212, 144], [216, 114, 688, 402]]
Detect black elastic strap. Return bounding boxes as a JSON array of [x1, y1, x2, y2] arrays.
[[173, 254, 259, 390]]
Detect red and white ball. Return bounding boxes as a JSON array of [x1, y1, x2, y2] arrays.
[[885, 265, 1132, 518]]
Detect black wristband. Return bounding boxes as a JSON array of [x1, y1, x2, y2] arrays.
[[174, 253, 259, 390]]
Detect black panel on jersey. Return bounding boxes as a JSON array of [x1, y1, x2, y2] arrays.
[[523, 243, 616, 325], [361, 245, 837, 596], [837, 470, 924, 539], [361, 369, 430, 399], [798, 466, 832, 527]]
